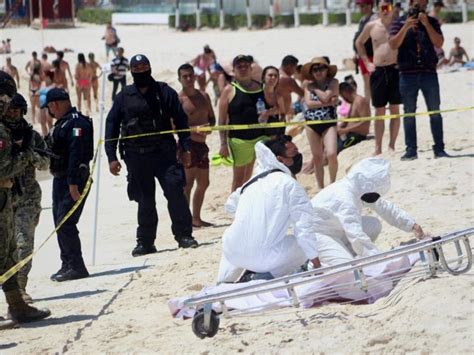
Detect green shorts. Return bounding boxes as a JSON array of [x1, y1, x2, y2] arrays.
[[229, 136, 268, 167]]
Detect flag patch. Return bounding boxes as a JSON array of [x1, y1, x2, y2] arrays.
[[72, 128, 82, 137], [0, 139, 6, 150]]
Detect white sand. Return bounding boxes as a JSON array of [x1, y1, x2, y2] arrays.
[[0, 23, 473, 353]]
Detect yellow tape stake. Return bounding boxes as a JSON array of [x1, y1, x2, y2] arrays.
[[0, 139, 103, 285], [104, 106, 474, 142]]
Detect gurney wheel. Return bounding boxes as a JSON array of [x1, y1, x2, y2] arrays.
[[192, 309, 220, 339]]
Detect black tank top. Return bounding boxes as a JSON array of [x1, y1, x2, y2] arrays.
[[264, 93, 285, 137], [228, 81, 266, 140]]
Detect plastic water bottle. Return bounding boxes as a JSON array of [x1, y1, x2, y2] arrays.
[[256, 98, 267, 123]]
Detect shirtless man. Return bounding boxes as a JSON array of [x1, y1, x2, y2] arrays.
[[337, 82, 371, 154], [356, 0, 401, 155], [178, 64, 216, 228], [25, 51, 41, 75], [40, 53, 52, 75], [277, 55, 304, 117], [56, 51, 74, 90], [2, 57, 20, 88]]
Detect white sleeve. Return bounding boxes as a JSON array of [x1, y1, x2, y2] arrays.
[[288, 180, 319, 260], [224, 188, 242, 216], [368, 198, 415, 232], [336, 202, 380, 257]]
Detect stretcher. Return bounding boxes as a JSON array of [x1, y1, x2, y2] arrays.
[[180, 227, 473, 339]]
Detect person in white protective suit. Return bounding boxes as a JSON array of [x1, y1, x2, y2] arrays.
[[217, 136, 321, 283], [311, 157, 426, 266]]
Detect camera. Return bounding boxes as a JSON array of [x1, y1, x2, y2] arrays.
[[408, 4, 425, 18]]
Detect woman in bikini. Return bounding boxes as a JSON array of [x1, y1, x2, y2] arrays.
[[29, 64, 42, 124], [191, 45, 216, 91], [75, 53, 92, 115], [302, 57, 339, 190], [261, 66, 286, 138], [88, 52, 102, 112]]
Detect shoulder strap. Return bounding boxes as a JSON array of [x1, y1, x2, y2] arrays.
[[240, 168, 283, 195]]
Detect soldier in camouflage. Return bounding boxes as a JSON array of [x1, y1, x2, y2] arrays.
[[4, 93, 50, 303], [0, 70, 50, 330]]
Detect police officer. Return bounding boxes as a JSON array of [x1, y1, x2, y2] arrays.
[[0, 71, 50, 329], [5, 93, 49, 302], [105, 54, 198, 256], [45, 88, 94, 282]]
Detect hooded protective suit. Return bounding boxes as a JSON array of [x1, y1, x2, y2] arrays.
[[217, 142, 319, 283], [311, 157, 415, 265]]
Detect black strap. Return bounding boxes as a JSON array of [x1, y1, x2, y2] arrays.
[[240, 169, 283, 195]]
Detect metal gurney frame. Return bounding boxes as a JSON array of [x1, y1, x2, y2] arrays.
[[182, 227, 474, 339]]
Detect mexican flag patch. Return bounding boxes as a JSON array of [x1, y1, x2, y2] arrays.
[[72, 128, 82, 137]]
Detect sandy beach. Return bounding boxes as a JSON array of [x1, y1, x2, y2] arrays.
[[0, 22, 473, 353]]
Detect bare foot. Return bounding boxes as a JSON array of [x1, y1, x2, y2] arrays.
[[388, 145, 395, 154], [373, 150, 382, 157], [192, 220, 214, 228]]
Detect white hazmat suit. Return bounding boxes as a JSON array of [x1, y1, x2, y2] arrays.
[[311, 157, 416, 266], [217, 142, 319, 283]]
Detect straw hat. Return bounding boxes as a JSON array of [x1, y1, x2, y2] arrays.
[[301, 57, 338, 81]]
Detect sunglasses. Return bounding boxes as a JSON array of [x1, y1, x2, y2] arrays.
[[380, 4, 392, 12], [312, 65, 328, 72]]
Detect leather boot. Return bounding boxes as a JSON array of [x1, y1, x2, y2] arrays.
[[0, 316, 17, 330], [5, 289, 51, 323]]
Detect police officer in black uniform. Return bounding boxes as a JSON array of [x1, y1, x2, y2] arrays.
[[45, 88, 94, 282], [105, 54, 198, 256]]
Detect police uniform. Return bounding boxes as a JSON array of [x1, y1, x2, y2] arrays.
[[105, 54, 197, 255], [46, 89, 94, 281]]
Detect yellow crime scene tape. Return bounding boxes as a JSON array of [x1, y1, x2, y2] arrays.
[[1, 106, 473, 284]]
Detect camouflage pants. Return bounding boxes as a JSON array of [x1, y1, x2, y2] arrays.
[[0, 188, 19, 292], [12, 184, 41, 289]]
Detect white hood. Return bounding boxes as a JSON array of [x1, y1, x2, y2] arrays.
[[254, 141, 292, 176], [225, 142, 291, 215], [346, 157, 391, 197], [312, 157, 415, 258]]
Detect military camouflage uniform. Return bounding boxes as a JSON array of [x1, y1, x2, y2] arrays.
[[0, 122, 34, 292], [11, 128, 49, 290]]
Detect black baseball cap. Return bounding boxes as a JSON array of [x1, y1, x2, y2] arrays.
[[130, 54, 150, 68], [232, 55, 252, 67], [42, 88, 69, 108]]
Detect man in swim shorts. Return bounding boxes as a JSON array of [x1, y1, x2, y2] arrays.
[[356, 0, 401, 155], [178, 64, 216, 228], [337, 82, 370, 154]]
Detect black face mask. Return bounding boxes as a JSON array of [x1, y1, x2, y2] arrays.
[[361, 192, 381, 203], [132, 70, 153, 88], [288, 153, 303, 175]]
